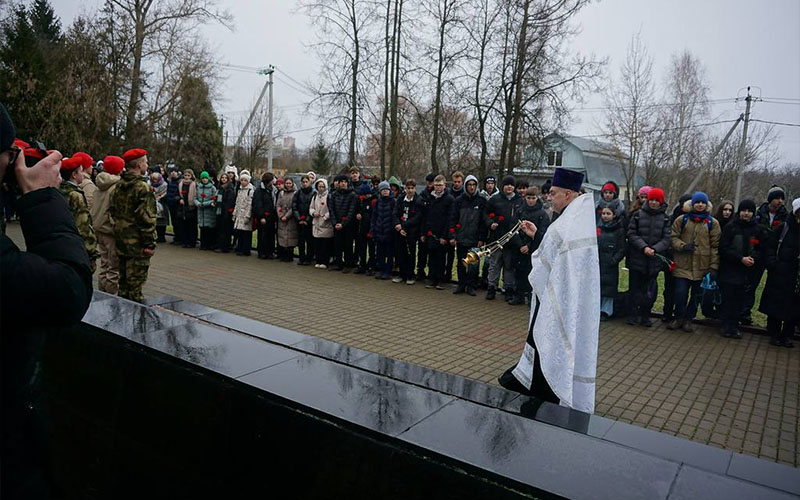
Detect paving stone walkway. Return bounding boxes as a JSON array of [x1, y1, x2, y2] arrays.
[[7, 223, 798, 467]]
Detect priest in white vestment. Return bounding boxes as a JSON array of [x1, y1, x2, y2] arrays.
[[499, 168, 600, 413]]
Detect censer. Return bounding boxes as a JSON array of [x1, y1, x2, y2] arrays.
[[461, 219, 524, 267]]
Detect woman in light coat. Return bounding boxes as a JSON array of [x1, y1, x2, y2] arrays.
[[195, 171, 218, 250], [276, 177, 299, 261], [233, 173, 255, 256], [309, 178, 333, 268]]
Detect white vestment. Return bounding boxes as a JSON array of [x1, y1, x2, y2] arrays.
[[511, 193, 600, 413]]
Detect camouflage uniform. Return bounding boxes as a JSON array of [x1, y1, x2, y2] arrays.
[[110, 170, 156, 302], [59, 181, 100, 271]]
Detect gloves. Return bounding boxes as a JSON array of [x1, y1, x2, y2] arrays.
[[683, 243, 695, 253]]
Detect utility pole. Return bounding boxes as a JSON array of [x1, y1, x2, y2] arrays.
[[266, 65, 274, 172], [734, 87, 753, 207], [685, 113, 744, 194]]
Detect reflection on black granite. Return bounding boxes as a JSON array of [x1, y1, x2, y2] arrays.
[[198, 311, 309, 346], [240, 354, 453, 436], [160, 300, 218, 317], [668, 465, 797, 500], [354, 354, 520, 408], [502, 396, 615, 439], [399, 399, 679, 500], [82, 298, 187, 339], [293, 337, 373, 364]]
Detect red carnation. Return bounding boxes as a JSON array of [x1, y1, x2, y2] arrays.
[[367, 232, 372, 239], [342, 216, 347, 221], [427, 230, 433, 237], [211, 195, 217, 201], [596, 227, 602, 236], [449, 228, 455, 234], [181, 190, 187, 196], [227, 208, 234, 213], [498, 215, 505, 222], [265, 211, 270, 217], [456, 223, 461, 229], [694, 217, 702, 223], [300, 215, 307, 220], [359, 195, 364, 201], [321, 202, 325, 206], [668, 261, 677, 272], [772, 220, 781, 227], [749, 238, 760, 245], [401, 215, 407, 221], [489, 212, 495, 219], [200, 193, 206, 198]]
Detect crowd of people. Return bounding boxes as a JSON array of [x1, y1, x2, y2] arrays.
[[4, 143, 798, 348]]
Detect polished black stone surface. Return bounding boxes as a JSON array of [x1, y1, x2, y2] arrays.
[[667, 465, 798, 500], [603, 420, 733, 474], [727, 452, 800, 496], [502, 396, 615, 438], [160, 299, 218, 317], [398, 399, 679, 500], [82, 296, 188, 337], [292, 337, 374, 364], [353, 353, 521, 408], [239, 354, 455, 437], [198, 310, 311, 346], [142, 323, 301, 379]]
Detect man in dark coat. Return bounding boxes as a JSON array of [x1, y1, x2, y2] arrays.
[[759, 197, 799, 347], [416, 173, 436, 280], [718, 199, 768, 339], [451, 174, 486, 296], [354, 183, 376, 274], [420, 175, 455, 289], [292, 174, 315, 265], [329, 173, 358, 271], [253, 172, 277, 259], [165, 166, 182, 244], [661, 193, 692, 322], [393, 178, 424, 284], [484, 175, 524, 301], [744, 186, 790, 324], [1, 104, 93, 499], [509, 186, 550, 306], [215, 172, 236, 253], [626, 188, 671, 326], [444, 170, 465, 283]]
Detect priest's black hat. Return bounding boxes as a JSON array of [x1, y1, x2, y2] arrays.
[[551, 167, 583, 192]]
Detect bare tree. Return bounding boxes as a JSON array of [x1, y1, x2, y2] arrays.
[[107, 0, 231, 145], [603, 32, 656, 203]]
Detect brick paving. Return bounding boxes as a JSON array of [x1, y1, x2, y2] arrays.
[[7, 223, 798, 467]]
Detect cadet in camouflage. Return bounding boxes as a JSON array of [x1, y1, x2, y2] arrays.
[[59, 156, 99, 271], [110, 148, 156, 302]]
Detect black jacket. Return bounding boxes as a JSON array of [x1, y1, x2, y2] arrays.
[[357, 193, 375, 235], [627, 203, 670, 276], [219, 182, 236, 217], [755, 202, 789, 234], [292, 186, 314, 225], [1, 188, 93, 494], [252, 183, 276, 222], [421, 192, 455, 246], [453, 191, 487, 248], [515, 199, 549, 252], [598, 218, 626, 297], [330, 187, 358, 227], [759, 216, 800, 321], [484, 192, 524, 245], [394, 194, 424, 239], [166, 177, 181, 207], [370, 194, 396, 243], [718, 217, 768, 286]]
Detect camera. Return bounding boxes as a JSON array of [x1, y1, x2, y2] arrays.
[[3, 140, 48, 187]]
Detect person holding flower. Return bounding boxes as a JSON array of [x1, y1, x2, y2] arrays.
[[483, 175, 523, 300], [717, 200, 767, 339], [195, 171, 217, 250]]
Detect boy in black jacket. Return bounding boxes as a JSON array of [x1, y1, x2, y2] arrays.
[[253, 172, 277, 259], [451, 174, 486, 296], [292, 174, 315, 265], [354, 183, 376, 274], [484, 175, 524, 300], [421, 175, 454, 289], [329, 173, 358, 271], [393, 178, 424, 284], [509, 186, 550, 305]]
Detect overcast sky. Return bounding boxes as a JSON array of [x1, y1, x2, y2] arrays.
[[52, 0, 800, 164]]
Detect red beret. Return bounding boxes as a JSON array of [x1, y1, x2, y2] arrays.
[[73, 151, 94, 168], [647, 188, 665, 204], [60, 157, 82, 172], [122, 148, 147, 162], [102, 155, 125, 175], [602, 182, 617, 193]]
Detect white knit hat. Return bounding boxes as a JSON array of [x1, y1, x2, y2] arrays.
[[792, 197, 800, 215]]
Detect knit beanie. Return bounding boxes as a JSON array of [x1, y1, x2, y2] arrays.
[[638, 185, 652, 197], [378, 181, 390, 192], [0, 103, 15, 151], [240, 173, 251, 183], [792, 198, 800, 215], [502, 175, 516, 187], [359, 183, 372, 195], [647, 188, 665, 204], [602, 182, 617, 194], [737, 199, 756, 214], [767, 185, 785, 203], [691, 191, 709, 205], [200, 171, 210, 180]]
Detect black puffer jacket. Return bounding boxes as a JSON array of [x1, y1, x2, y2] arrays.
[[330, 187, 358, 228], [357, 192, 375, 235], [484, 192, 524, 245], [370, 194, 396, 243], [598, 218, 626, 297], [755, 202, 789, 234], [421, 192, 455, 246], [514, 198, 549, 252], [453, 191, 487, 247], [292, 185, 314, 225], [252, 183, 276, 222], [718, 217, 768, 286], [394, 194, 424, 239], [759, 216, 800, 320], [627, 202, 670, 276]]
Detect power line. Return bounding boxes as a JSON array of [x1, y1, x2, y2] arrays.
[[760, 100, 800, 106], [574, 118, 740, 139], [750, 119, 800, 128], [571, 97, 736, 113]]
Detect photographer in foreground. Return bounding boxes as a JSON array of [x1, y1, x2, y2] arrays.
[[0, 103, 93, 499]]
